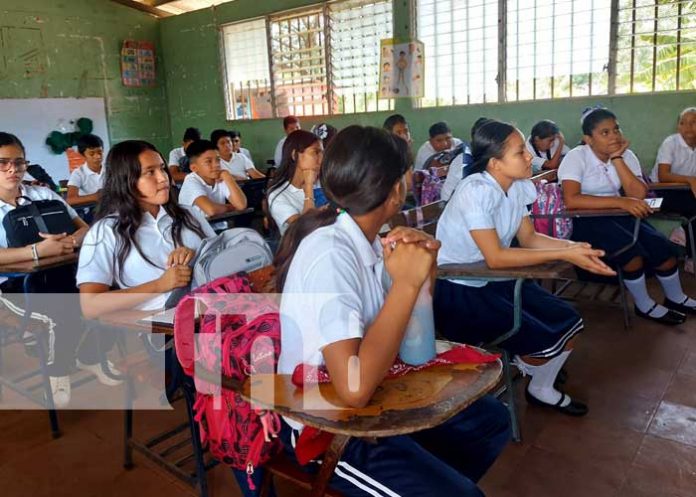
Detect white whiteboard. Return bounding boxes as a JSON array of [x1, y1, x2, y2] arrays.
[[0, 98, 109, 182]]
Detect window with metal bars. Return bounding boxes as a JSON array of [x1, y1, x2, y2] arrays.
[[615, 0, 696, 94], [220, 0, 393, 120]]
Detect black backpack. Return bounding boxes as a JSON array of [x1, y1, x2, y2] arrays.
[[3, 196, 76, 247]]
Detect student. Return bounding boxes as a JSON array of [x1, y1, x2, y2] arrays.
[[275, 125, 510, 497], [67, 133, 104, 203], [649, 107, 696, 254], [440, 117, 491, 201], [414, 121, 463, 170], [168, 127, 201, 182], [526, 120, 569, 172], [267, 130, 323, 235], [178, 139, 247, 227], [273, 115, 301, 167], [434, 120, 617, 416], [383, 113, 412, 145], [558, 107, 696, 324], [310, 122, 338, 149], [77, 140, 215, 317], [229, 130, 253, 162], [211, 129, 265, 181], [0, 132, 99, 407]]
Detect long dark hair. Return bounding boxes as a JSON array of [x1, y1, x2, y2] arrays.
[[94, 140, 207, 286], [581, 108, 616, 136], [267, 129, 320, 202], [274, 126, 410, 291], [466, 120, 517, 177], [530, 120, 560, 158]]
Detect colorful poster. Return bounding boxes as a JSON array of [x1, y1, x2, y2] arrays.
[[379, 39, 424, 99], [121, 40, 156, 88]]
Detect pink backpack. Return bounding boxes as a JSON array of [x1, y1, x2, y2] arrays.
[[174, 272, 281, 489], [531, 182, 573, 239], [415, 166, 447, 206]]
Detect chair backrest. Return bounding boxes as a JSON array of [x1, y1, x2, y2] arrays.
[[388, 200, 446, 236]]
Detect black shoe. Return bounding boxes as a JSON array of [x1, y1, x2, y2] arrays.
[[525, 388, 588, 417], [663, 297, 696, 316], [635, 304, 686, 325]]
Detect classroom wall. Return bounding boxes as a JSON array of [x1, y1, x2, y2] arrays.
[[0, 0, 170, 168], [160, 0, 695, 171]]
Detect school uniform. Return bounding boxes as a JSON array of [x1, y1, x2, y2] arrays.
[[168, 146, 185, 167], [221, 153, 255, 179], [67, 164, 104, 195], [558, 144, 675, 268], [240, 147, 253, 162], [267, 182, 305, 235], [525, 137, 570, 173], [440, 144, 473, 201], [434, 172, 583, 358], [414, 137, 464, 171], [278, 212, 510, 497], [76, 206, 215, 311], [178, 173, 233, 230], [274, 137, 286, 167]]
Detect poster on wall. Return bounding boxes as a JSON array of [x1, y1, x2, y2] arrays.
[[121, 40, 156, 88], [378, 39, 424, 99]]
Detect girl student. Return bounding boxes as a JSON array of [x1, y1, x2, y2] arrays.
[[434, 120, 617, 416], [76, 140, 215, 318], [275, 126, 510, 497], [266, 130, 324, 235], [526, 119, 570, 173], [558, 107, 696, 325], [0, 132, 99, 408]]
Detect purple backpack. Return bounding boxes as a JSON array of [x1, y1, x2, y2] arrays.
[[531, 182, 573, 239]]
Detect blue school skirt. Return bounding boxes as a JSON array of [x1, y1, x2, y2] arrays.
[[571, 217, 675, 268], [433, 279, 583, 359]]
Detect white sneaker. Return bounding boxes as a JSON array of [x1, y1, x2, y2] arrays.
[[76, 359, 123, 386], [49, 376, 71, 408]]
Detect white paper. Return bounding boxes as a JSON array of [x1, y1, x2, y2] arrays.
[[645, 197, 663, 209]]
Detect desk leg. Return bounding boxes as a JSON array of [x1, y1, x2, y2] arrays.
[[688, 215, 696, 281], [310, 434, 350, 497]]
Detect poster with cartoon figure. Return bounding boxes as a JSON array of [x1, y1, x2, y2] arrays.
[[379, 39, 424, 98]]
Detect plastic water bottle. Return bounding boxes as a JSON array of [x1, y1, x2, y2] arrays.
[[399, 279, 436, 365]]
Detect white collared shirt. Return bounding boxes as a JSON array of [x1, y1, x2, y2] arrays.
[[240, 148, 253, 162], [76, 206, 215, 311], [558, 144, 643, 197], [220, 153, 254, 179], [0, 185, 79, 249], [67, 163, 104, 195], [273, 137, 286, 167], [168, 147, 185, 167], [178, 173, 231, 215], [525, 137, 570, 173], [440, 144, 472, 201], [436, 172, 538, 287], [650, 133, 696, 181], [267, 182, 305, 235], [414, 137, 463, 171]]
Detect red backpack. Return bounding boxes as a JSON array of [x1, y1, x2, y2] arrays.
[[174, 272, 282, 489]]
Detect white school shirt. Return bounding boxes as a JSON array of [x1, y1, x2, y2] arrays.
[[267, 182, 305, 235], [414, 138, 463, 171], [177, 173, 232, 229], [436, 172, 538, 287], [439, 144, 472, 201], [0, 185, 80, 284], [558, 145, 643, 197], [273, 137, 286, 167], [220, 153, 254, 179], [76, 206, 215, 311], [168, 147, 185, 167], [67, 163, 104, 195], [277, 213, 389, 428], [525, 137, 570, 173], [649, 133, 696, 181], [240, 148, 253, 162]]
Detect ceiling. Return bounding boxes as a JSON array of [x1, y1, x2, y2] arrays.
[[133, 0, 237, 16]]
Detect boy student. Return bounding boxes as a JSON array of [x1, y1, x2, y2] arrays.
[[273, 115, 301, 167], [229, 130, 253, 162], [168, 127, 201, 182], [67, 134, 104, 204], [178, 140, 247, 225], [383, 113, 413, 145], [211, 129, 265, 181], [414, 121, 464, 170]]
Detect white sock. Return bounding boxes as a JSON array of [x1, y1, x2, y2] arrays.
[[514, 351, 571, 407], [656, 270, 696, 308], [624, 274, 668, 317]]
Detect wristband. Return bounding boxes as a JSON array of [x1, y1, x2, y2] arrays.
[[304, 196, 314, 202], [30, 243, 39, 262], [610, 155, 624, 161]]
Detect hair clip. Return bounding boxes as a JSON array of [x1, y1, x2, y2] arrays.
[[580, 104, 606, 123], [311, 123, 329, 140]]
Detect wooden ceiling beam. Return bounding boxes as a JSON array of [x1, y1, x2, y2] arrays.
[[141, 0, 180, 6], [109, 0, 173, 18]]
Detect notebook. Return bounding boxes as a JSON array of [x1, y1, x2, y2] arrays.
[[645, 197, 663, 209]]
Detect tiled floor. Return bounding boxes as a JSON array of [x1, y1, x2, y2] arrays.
[[2, 278, 696, 497]]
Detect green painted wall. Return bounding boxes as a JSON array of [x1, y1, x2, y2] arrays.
[[161, 0, 695, 172], [0, 0, 169, 153]]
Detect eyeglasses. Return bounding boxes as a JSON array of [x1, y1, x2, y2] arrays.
[[0, 159, 29, 172]]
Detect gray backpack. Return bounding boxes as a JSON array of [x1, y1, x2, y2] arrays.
[[192, 228, 273, 288]]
